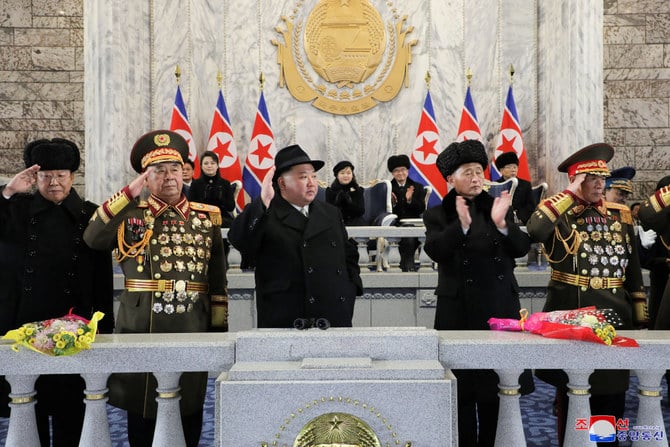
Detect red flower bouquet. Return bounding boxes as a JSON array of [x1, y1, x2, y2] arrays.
[[488, 306, 638, 347], [2, 310, 105, 356]]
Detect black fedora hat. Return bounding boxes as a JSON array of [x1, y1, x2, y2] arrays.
[[273, 144, 324, 181]]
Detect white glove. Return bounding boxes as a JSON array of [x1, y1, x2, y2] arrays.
[[639, 228, 657, 250]]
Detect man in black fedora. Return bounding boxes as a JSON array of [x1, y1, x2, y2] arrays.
[[229, 144, 362, 328]]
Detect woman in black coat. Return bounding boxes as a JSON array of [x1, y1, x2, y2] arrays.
[[188, 151, 236, 227], [325, 160, 366, 226]]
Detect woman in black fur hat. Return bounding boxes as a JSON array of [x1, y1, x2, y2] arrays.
[[325, 160, 366, 226]]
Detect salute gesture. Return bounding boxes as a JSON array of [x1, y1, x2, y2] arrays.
[[4, 164, 40, 197]]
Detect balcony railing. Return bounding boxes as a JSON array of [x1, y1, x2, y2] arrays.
[[1, 329, 669, 446]]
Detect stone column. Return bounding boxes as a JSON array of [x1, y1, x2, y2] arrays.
[[633, 369, 667, 447], [80, 373, 112, 447], [5, 374, 40, 447], [564, 369, 593, 447], [537, 0, 605, 194]]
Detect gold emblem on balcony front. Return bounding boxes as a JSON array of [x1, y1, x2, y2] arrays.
[[273, 0, 416, 115], [293, 412, 381, 447]]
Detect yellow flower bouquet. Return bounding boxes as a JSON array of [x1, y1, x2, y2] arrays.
[[2, 310, 105, 356]]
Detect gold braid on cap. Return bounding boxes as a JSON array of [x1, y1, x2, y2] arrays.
[[141, 148, 184, 170]]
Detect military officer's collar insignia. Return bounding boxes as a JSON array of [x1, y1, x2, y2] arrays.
[[147, 194, 189, 219], [571, 199, 606, 217]]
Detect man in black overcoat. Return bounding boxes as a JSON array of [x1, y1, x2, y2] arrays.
[[423, 140, 531, 447], [0, 138, 114, 446], [228, 144, 362, 328]]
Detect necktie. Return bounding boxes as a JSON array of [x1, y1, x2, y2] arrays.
[[301, 207, 309, 217]]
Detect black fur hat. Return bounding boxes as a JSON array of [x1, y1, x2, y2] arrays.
[[436, 140, 488, 179], [494, 151, 519, 170], [333, 160, 354, 176], [23, 138, 81, 171], [387, 154, 410, 172]]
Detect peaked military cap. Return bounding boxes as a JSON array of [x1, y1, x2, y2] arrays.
[[557, 143, 613, 177], [605, 166, 636, 193], [130, 130, 190, 173], [24, 138, 81, 171], [273, 144, 324, 181]]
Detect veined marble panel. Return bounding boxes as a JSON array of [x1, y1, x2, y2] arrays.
[[85, 0, 603, 203]]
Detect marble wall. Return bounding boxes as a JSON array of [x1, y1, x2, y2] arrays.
[[604, 0, 670, 200], [4, 1, 668, 204]]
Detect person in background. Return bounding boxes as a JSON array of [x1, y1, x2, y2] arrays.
[[638, 175, 670, 330], [423, 139, 532, 447], [604, 166, 635, 205], [0, 138, 114, 446], [84, 130, 228, 447], [494, 151, 535, 224], [387, 154, 425, 271], [181, 158, 195, 196], [188, 151, 236, 261], [527, 143, 647, 446], [228, 144, 362, 328], [326, 160, 365, 226]]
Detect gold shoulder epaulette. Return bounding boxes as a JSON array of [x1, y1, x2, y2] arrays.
[[137, 200, 149, 208], [190, 201, 222, 226], [537, 191, 575, 223], [606, 201, 633, 225], [649, 185, 670, 212]]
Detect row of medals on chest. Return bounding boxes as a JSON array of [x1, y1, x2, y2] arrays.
[[572, 218, 631, 275], [133, 211, 213, 274]]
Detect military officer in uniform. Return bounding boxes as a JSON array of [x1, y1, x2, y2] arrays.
[[84, 130, 228, 447], [638, 176, 670, 330], [604, 166, 635, 205], [527, 143, 647, 446]]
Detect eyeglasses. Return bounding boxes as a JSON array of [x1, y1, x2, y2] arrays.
[[37, 171, 71, 183]]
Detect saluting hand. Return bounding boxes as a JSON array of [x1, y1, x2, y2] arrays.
[[491, 190, 511, 229], [4, 164, 40, 197], [261, 166, 276, 209], [567, 173, 586, 200], [128, 169, 151, 198], [455, 195, 472, 230]]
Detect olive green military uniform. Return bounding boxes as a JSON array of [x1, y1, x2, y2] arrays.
[[84, 186, 227, 418], [527, 191, 646, 394]]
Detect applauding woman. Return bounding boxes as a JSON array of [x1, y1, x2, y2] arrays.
[[326, 160, 366, 226]]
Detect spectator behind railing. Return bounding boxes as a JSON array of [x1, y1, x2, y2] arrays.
[[494, 151, 534, 224], [388, 154, 426, 271], [325, 160, 366, 226]]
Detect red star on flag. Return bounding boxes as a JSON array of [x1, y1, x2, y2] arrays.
[[415, 136, 438, 160], [252, 141, 273, 165]]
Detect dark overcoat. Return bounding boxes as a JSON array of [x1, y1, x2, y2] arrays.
[[390, 177, 425, 219], [188, 174, 235, 227], [500, 177, 535, 224], [527, 192, 643, 394], [0, 187, 114, 417], [424, 189, 530, 330], [228, 195, 362, 328], [84, 190, 227, 418], [325, 182, 365, 226]]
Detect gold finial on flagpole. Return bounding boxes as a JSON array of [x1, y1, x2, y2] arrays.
[[216, 70, 223, 89], [175, 65, 181, 84], [259, 72, 265, 91], [425, 71, 431, 89], [509, 64, 515, 84], [466, 67, 473, 86]]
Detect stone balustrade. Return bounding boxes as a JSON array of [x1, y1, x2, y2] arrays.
[[1, 329, 669, 446]]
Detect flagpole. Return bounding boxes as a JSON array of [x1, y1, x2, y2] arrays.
[[425, 71, 431, 90], [216, 70, 222, 89], [509, 64, 515, 84], [466, 67, 472, 86], [175, 64, 181, 85], [259, 72, 265, 91]]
